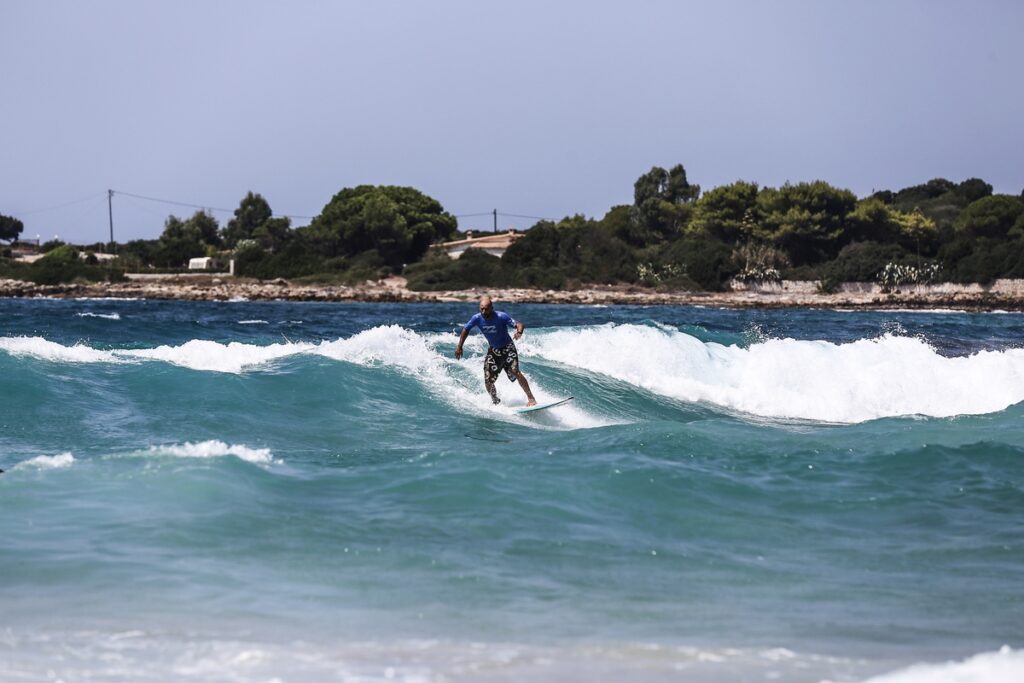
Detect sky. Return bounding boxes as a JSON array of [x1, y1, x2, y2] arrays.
[[1, 0, 1022, 244]]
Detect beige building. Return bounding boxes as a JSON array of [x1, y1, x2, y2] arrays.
[[432, 229, 523, 260]]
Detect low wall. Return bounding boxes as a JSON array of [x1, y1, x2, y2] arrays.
[[730, 279, 1024, 296]]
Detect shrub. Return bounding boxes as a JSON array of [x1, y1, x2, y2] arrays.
[[405, 249, 505, 291], [877, 262, 941, 291], [819, 242, 910, 283], [732, 242, 788, 283], [658, 237, 738, 291]]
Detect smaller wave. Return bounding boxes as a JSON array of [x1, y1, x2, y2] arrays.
[[140, 440, 274, 464], [846, 646, 1022, 683], [76, 312, 121, 320], [14, 452, 75, 470], [0, 336, 119, 364], [238, 320, 269, 325], [122, 339, 312, 373]]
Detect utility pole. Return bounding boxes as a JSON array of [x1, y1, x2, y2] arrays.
[[493, 208, 497, 233], [107, 189, 115, 254]]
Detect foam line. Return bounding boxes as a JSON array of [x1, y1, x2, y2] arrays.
[[521, 324, 1024, 423], [138, 440, 275, 464], [7, 323, 1024, 423], [847, 646, 1023, 683], [14, 452, 75, 470]]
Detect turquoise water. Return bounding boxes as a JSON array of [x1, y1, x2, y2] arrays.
[[1, 299, 1023, 682]]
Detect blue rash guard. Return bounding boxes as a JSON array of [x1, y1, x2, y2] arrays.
[[463, 311, 517, 348]]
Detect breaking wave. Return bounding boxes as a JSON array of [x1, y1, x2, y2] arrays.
[[13, 452, 76, 470], [5, 323, 1024, 423]]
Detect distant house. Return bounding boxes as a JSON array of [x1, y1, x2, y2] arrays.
[[432, 229, 523, 260], [79, 252, 117, 263], [188, 256, 218, 270]]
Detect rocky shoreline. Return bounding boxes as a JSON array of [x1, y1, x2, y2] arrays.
[[3, 275, 1024, 310]]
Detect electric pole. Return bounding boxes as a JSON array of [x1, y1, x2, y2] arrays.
[[493, 208, 497, 233], [107, 189, 115, 254]]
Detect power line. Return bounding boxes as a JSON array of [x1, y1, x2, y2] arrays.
[[10, 192, 108, 216], [454, 211, 555, 222], [499, 212, 554, 221], [111, 190, 315, 221]]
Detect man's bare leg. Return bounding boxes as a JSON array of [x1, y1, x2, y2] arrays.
[[516, 371, 537, 406], [485, 379, 500, 404]]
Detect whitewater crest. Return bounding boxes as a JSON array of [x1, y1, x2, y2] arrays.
[[519, 324, 1024, 423], [138, 440, 275, 464], [14, 452, 76, 470], [75, 312, 121, 320], [0, 336, 314, 373], [847, 646, 1023, 683], [6, 323, 1024, 423]]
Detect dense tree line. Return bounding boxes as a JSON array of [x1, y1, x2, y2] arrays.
[[3, 167, 1023, 289], [406, 168, 1024, 291]]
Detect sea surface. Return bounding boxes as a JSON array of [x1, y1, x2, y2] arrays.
[[1, 298, 1022, 682]]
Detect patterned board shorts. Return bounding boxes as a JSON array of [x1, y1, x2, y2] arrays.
[[484, 342, 520, 385]]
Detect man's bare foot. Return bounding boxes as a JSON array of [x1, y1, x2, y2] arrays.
[[526, 398, 537, 407]]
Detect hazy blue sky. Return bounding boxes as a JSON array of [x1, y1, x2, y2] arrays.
[[2, 1, 1021, 243]]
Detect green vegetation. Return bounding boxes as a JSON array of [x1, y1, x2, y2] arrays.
[[0, 243, 125, 285], [3, 170, 1023, 290], [0, 214, 24, 243], [402, 169, 1024, 291]]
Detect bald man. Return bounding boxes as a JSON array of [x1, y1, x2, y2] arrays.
[[455, 296, 537, 406]]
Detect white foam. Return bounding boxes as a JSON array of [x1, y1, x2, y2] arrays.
[[141, 440, 274, 464], [9, 322, 1024, 424], [238, 320, 269, 325], [1, 631, 863, 683], [522, 324, 1024, 423], [15, 452, 75, 469], [76, 312, 121, 320], [316, 325, 611, 430], [121, 339, 312, 373], [0, 336, 120, 364], [845, 646, 1024, 683]]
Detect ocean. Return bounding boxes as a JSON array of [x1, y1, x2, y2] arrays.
[[1, 298, 1022, 682]]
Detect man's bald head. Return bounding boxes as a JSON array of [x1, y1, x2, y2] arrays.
[[479, 295, 494, 316]]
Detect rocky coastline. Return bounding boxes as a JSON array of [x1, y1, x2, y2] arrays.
[[4, 275, 1024, 311]]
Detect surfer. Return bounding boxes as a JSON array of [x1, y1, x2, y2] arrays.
[[455, 296, 537, 407]]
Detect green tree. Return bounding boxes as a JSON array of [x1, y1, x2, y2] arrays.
[[160, 211, 220, 247], [956, 178, 993, 204], [306, 185, 457, 267], [0, 214, 24, 243], [954, 195, 1024, 239], [689, 181, 760, 243], [886, 177, 986, 232], [222, 192, 273, 248], [251, 216, 292, 251], [632, 164, 700, 241], [756, 181, 857, 265], [845, 198, 902, 244], [187, 210, 221, 247], [153, 211, 216, 267], [895, 209, 938, 256]]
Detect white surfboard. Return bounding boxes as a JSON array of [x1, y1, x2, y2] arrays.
[[514, 397, 574, 414]]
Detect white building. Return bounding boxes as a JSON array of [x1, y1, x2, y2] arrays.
[[432, 230, 523, 260], [188, 256, 217, 270]]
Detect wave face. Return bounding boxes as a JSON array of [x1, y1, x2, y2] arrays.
[[524, 325, 1024, 422], [2, 299, 1023, 682], [5, 322, 1024, 422]]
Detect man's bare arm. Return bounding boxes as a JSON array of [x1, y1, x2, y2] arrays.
[[455, 328, 470, 359], [513, 322, 525, 340]]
